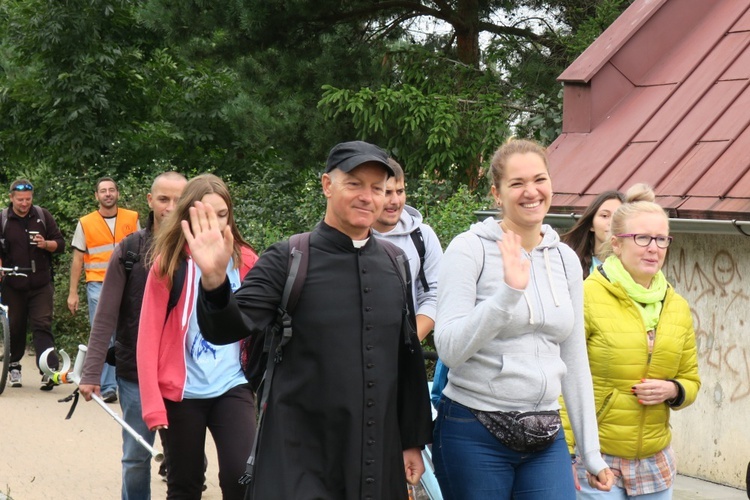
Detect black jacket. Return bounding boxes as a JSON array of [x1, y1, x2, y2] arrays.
[[199, 222, 433, 500], [1, 205, 65, 290], [80, 213, 153, 384]]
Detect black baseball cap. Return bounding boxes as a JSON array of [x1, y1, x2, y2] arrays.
[[325, 141, 394, 176]]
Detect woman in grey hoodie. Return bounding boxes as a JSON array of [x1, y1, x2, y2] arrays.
[[433, 139, 614, 499]]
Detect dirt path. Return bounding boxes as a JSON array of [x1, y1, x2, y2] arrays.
[[0, 353, 222, 499], [4, 353, 746, 499]]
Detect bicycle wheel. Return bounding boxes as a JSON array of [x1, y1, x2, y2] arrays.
[[0, 311, 10, 394]]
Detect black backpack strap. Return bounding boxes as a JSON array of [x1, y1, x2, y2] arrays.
[[261, 232, 309, 361], [380, 239, 417, 352], [1, 206, 46, 234], [120, 232, 141, 275], [283, 232, 309, 318], [167, 259, 187, 316], [33, 206, 46, 231], [409, 227, 429, 292], [240, 232, 310, 486]]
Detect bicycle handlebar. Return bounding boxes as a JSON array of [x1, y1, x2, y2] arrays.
[[0, 262, 36, 277]]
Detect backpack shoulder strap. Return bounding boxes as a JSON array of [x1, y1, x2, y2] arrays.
[[120, 232, 141, 275], [1, 206, 47, 236], [409, 227, 429, 292], [241, 232, 310, 486], [167, 258, 187, 315], [33, 206, 46, 231], [380, 239, 408, 285], [378, 238, 417, 351], [263, 232, 310, 361], [283, 232, 310, 314]]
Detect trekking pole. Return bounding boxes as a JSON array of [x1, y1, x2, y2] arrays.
[[40, 345, 164, 462]]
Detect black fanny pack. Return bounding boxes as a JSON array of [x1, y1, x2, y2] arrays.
[[471, 409, 561, 453]]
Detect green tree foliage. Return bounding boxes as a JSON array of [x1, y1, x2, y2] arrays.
[[136, 0, 393, 171], [0, 0, 245, 180], [318, 48, 512, 187], [315, 0, 632, 186], [127, 0, 631, 189], [0, 0, 630, 354]]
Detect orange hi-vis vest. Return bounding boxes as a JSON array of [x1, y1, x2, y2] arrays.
[[81, 208, 139, 282]]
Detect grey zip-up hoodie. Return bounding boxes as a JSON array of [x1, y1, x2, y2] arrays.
[[372, 205, 442, 320], [435, 216, 607, 475]]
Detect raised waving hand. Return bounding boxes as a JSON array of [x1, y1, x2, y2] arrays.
[[181, 200, 234, 290], [498, 229, 530, 290]]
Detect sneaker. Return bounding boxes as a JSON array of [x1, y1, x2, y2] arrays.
[[9, 364, 22, 387], [40, 374, 54, 391], [101, 389, 118, 403]]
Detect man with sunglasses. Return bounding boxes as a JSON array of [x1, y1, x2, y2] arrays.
[[0, 179, 65, 389]]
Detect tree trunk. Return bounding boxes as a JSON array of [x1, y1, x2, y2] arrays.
[[456, 0, 480, 68], [455, 0, 481, 187]]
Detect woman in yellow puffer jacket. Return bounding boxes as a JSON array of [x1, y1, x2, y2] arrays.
[[567, 183, 700, 499]]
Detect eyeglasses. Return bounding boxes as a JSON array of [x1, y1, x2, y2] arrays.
[[616, 233, 673, 249], [12, 183, 34, 192]]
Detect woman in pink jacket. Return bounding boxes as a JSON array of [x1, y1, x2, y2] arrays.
[[138, 174, 258, 499]]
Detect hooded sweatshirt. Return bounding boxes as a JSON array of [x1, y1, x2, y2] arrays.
[[372, 205, 442, 320], [435, 216, 607, 475]]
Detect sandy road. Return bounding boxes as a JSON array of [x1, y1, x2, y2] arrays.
[[0, 354, 222, 500]]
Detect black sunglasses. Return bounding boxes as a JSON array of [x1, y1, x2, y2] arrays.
[[12, 183, 34, 192]]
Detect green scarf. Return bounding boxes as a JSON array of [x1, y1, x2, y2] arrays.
[[601, 255, 668, 331]]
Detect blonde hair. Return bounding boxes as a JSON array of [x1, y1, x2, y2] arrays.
[[489, 138, 548, 190], [150, 174, 250, 287], [599, 183, 669, 259]]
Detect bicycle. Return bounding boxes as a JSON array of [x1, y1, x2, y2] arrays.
[[0, 264, 35, 394]]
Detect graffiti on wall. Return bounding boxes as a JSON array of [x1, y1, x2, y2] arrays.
[[668, 248, 750, 403]]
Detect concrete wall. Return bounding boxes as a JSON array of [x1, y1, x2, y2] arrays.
[[665, 233, 750, 489]]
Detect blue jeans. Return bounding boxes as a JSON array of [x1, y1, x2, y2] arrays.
[[118, 377, 156, 500], [433, 396, 575, 500], [87, 281, 116, 393], [578, 481, 673, 499]]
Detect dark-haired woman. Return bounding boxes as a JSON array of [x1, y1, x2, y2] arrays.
[[561, 190, 625, 279]]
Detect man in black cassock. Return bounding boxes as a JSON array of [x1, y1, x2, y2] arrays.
[[184, 141, 433, 500]]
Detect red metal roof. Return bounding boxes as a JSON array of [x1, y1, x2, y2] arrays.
[[548, 0, 750, 220]]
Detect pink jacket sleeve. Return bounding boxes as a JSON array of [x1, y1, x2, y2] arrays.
[[137, 260, 171, 430]]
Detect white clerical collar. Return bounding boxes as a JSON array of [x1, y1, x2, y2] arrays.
[[352, 237, 369, 248]]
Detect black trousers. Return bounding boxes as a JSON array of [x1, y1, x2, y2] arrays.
[[163, 383, 256, 500], [3, 282, 59, 371]]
